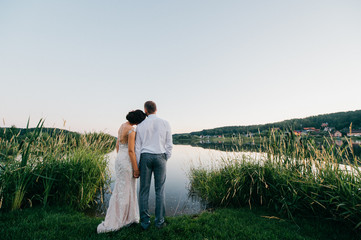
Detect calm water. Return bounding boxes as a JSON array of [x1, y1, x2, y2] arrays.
[[95, 145, 257, 217]]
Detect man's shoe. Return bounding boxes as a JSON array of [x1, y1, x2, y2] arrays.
[[156, 222, 167, 229], [141, 222, 150, 230]]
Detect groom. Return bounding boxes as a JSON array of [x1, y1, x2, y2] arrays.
[[135, 101, 173, 230]]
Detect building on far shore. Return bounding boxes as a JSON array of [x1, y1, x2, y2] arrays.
[[333, 131, 342, 137], [293, 130, 301, 136], [347, 130, 361, 137], [321, 122, 328, 128], [293, 130, 309, 136], [303, 127, 320, 132], [324, 127, 335, 132]]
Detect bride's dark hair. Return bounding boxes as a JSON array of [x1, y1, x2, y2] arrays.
[[126, 110, 146, 125]]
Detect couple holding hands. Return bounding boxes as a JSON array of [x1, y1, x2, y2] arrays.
[[97, 101, 173, 233]]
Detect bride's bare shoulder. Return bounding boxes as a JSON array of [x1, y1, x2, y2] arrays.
[[119, 122, 134, 134]]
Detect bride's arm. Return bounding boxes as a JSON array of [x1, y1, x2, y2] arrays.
[[128, 131, 140, 178], [116, 127, 121, 153], [116, 140, 119, 153]]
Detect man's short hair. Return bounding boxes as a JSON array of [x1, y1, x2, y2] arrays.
[[144, 101, 157, 114]]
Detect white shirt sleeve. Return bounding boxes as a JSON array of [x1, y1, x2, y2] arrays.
[[135, 127, 142, 165]]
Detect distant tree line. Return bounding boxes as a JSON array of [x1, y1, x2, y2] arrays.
[[185, 110, 361, 137], [0, 126, 117, 154], [0, 126, 80, 141]]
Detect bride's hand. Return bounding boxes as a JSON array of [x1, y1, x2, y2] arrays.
[[133, 169, 140, 178]]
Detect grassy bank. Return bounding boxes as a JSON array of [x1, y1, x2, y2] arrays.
[[0, 206, 358, 240], [190, 130, 361, 230], [0, 119, 115, 211]]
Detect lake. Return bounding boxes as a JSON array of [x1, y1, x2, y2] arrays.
[[95, 145, 260, 217]]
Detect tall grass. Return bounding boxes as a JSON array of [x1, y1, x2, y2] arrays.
[[190, 130, 361, 230], [0, 119, 115, 211]]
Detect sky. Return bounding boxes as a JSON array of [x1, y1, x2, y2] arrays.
[[1, 0, 361, 136]]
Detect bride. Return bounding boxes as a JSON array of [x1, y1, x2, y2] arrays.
[[97, 110, 146, 233]]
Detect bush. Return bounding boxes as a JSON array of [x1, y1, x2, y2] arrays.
[[190, 131, 361, 230], [0, 120, 111, 211]]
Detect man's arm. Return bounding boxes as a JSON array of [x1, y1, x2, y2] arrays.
[[135, 128, 142, 165], [164, 121, 173, 160]]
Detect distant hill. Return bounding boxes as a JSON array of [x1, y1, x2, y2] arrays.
[[0, 127, 116, 141], [0, 127, 80, 140], [177, 110, 361, 137]]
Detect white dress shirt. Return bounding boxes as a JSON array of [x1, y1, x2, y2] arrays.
[[135, 114, 173, 164]]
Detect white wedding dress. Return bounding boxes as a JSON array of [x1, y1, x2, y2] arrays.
[[97, 128, 139, 233]]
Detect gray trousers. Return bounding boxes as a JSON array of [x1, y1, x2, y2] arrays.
[[139, 153, 167, 227]]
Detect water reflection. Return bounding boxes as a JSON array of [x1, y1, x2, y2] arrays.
[[177, 138, 361, 159], [95, 145, 230, 217], [92, 140, 361, 217], [335, 140, 343, 146]]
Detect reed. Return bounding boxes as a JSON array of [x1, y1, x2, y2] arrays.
[[190, 130, 361, 230], [0, 120, 114, 211]]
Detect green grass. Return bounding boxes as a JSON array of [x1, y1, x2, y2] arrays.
[[0, 119, 114, 211], [0, 206, 359, 240], [190, 130, 361, 230]]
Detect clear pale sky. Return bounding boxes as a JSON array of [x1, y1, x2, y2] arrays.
[[1, 1, 361, 136]]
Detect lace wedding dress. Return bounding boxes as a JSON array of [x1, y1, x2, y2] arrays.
[[97, 128, 139, 233]]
